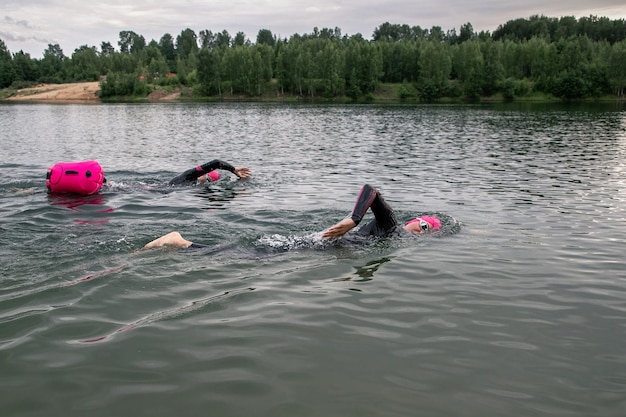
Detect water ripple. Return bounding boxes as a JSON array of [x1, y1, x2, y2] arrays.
[[1, 103, 625, 417]]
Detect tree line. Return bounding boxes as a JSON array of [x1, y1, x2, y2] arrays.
[[1, 14, 625, 101]]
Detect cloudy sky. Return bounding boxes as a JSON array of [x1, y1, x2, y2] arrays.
[[2, 0, 625, 58]]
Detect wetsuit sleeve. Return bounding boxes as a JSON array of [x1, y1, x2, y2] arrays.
[[168, 160, 237, 185], [350, 184, 389, 224], [350, 184, 398, 236]]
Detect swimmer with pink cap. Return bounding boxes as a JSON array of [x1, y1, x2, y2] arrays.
[[169, 159, 251, 186], [144, 183, 441, 249], [322, 184, 441, 239]]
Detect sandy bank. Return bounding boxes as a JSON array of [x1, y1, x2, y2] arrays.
[[4, 82, 101, 103], [3, 81, 183, 103]]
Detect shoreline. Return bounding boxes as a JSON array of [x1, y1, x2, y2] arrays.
[[1, 81, 623, 105], [0, 82, 180, 103]]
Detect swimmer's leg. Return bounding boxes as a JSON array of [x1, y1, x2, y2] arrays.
[[144, 232, 193, 249]]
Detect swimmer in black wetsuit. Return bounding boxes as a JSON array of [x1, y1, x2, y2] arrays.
[[143, 184, 441, 249], [169, 160, 251, 185], [322, 183, 441, 238]]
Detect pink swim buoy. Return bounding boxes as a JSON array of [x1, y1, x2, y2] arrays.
[[46, 160, 105, 195]]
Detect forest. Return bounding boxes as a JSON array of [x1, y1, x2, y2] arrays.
[[1, 14, 625, 102]]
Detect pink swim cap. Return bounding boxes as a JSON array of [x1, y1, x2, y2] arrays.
[[206, 171, 220, 182], [407, 215, 441, 231]]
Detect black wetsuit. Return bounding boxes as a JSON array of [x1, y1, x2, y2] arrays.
[[186, 184, 401, 250], [169, 160, 237, 186], [350, 184, 399, 237]]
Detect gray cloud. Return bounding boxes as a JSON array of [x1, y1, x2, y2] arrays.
[[1, 1, 624, 57], [0, 30, 53, 45], [0, 30, 23, 42], [4, 16, 38, 29]]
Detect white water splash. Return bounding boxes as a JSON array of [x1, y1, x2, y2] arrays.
[[256, 232, 330, 251]]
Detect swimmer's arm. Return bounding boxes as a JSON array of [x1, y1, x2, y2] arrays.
[[202, 160, 251, 179], [322, 218, 357, 238], [170, 160, 251, 185]]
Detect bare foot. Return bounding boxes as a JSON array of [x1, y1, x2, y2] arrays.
[[143, 231, 193, 249]]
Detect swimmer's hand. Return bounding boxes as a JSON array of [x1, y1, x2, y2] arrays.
[[322, 218, 356, 239], [234, 167, 252, 179]]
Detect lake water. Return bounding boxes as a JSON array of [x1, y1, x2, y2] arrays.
[[1, 102, 625, 417]]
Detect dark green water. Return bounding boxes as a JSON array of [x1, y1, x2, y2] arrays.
[[1, 103, 625, 417]]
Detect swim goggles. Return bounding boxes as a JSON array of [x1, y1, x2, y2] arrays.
[[407, 217, 430, 232]]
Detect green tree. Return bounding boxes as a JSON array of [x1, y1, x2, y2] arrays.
[[552, 70, 586, 100], [459, 22, 475, 43], [100, 71, 149, 97], [39, 44, 67, 82], [346, 68, 362, 101], [502, 40, 524, 79], [344, 37, 383, 94], [556, 16, 578, 40], [556, 36, 592, 72], [69, 45, 100, 81], [215, 30, 232, 49], [429, 26, 445, 42], [131, 35, 146, 54], [256, 29, 276, 47], [254, 43, 274, 92], [98, 42, 115, 75], [526, 37, 553, 79], [143, 41, 169, 77], [176, 28, 198, 60], [446, 28, 458, 45], [221, 46, 246, 94], [12, 50, 38, 82], [295, 45, 314, 96], [175, 29, 199, 82], [315, 39, 344, 96], [233, 32, 248, 47], [197, 47, 223, 95], [452, 41, 484, 98], [109, 50, 138, 74], [273, 40, 288, 95], [159, 33, 177, 72], [0, 39, 16, 87], [199, 30, 216, 49], [417, 39, 451, 99], [373, 22, 418, 41], [100, 41, 115, 55], [608, 40, 626, 96], [249, 47, 265, 95], [176, 52, 197, 83], [118, 31, 145, 54], [380, 41, 419, 83], [480, 38, 504, 95]]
